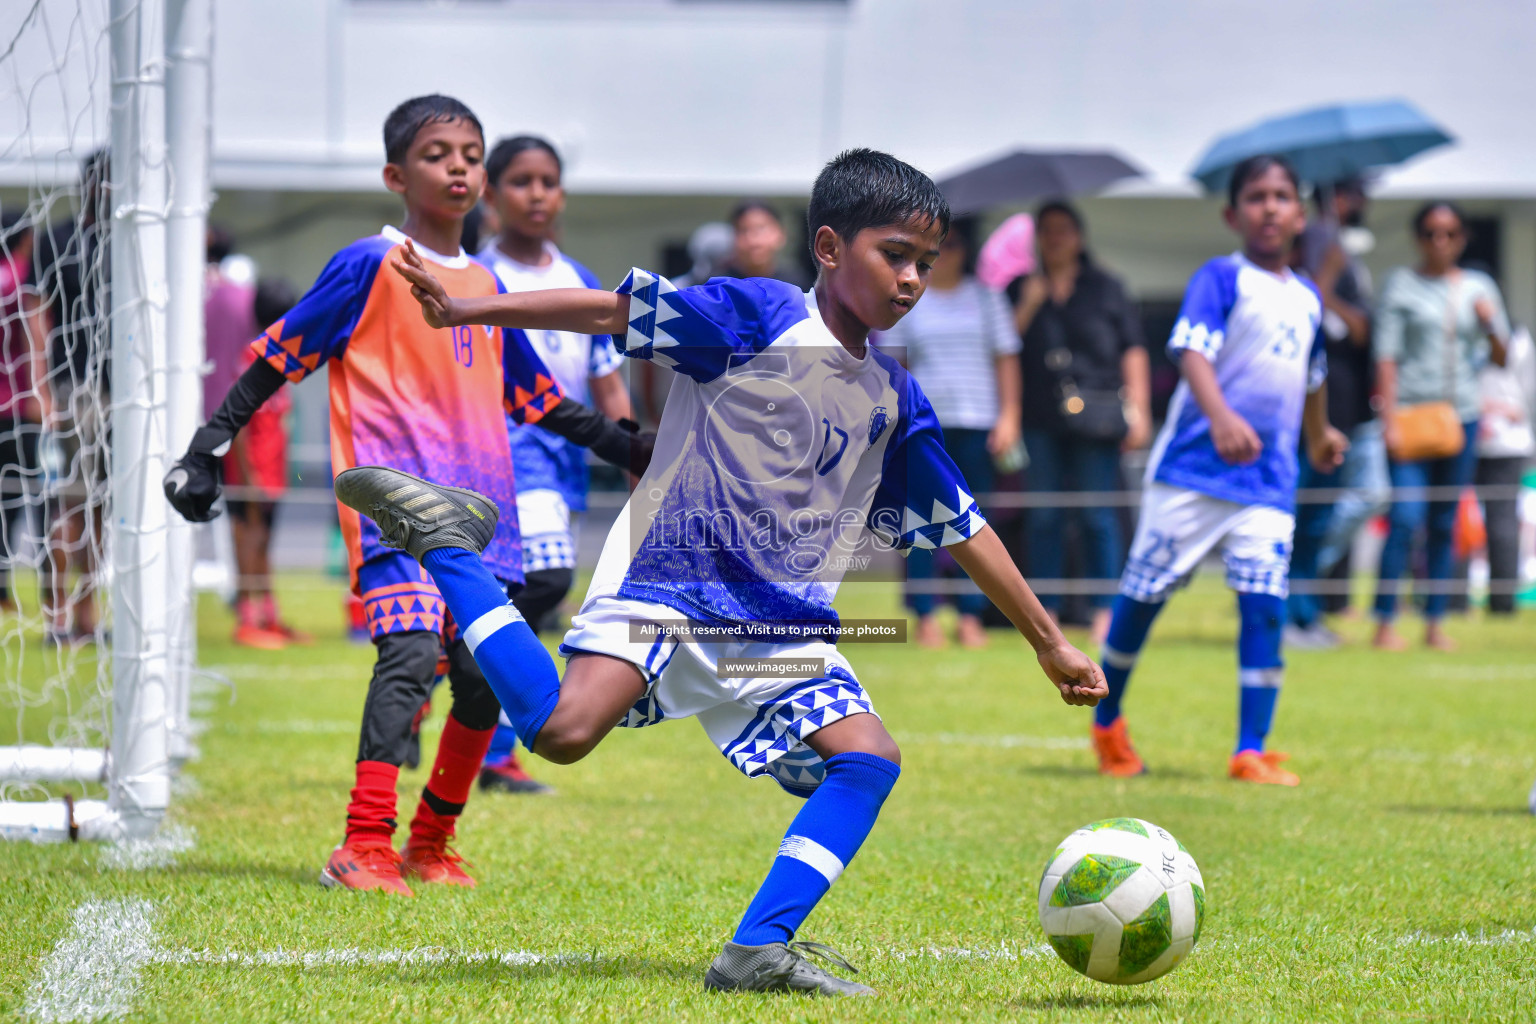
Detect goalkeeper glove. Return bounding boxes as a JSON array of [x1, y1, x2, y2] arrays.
[[163, 425, 233, 522]]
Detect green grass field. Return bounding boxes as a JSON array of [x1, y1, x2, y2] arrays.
[[3, 572, 1534, 1022]]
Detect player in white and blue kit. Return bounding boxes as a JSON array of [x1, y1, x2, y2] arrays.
[[475, 135, 634, 794], [1090, 156, 1348, 786], [356, 149, 1107, 996]]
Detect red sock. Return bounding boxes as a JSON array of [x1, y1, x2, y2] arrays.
[[408, 716, 494, 844], [344, 760, 399, 846], [346, 592, 367, 631], [235, 595, 258, 628]]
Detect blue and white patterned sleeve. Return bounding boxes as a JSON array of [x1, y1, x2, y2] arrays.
[[867, 372, 987, 552], [1167, 258, 1239, 362], [1307, 323, 1328, 394], [612, 269, 810, 383]]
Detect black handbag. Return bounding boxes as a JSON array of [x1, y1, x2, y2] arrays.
[[1056, 377, 1128, 442], [1035, 282, 1129, 443]]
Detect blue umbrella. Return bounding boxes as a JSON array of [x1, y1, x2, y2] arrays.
[[1191, 99, 1453, 194]]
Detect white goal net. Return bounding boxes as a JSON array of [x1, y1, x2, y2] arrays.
[[0, 0, 208, 841]]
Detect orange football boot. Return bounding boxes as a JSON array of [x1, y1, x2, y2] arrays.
[[321, 840, 415, 896], [400, 836, 477, 888], [1228, 750, 1300, 786], [233, 623, 288, 650], [1091, 718, 1147, 776]]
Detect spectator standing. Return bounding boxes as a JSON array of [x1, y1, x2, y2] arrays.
[[204, 243, 304, 649], [877, 217, 1019, 647], [0, 212, 48, 611], [33, 148, 110, 644], [1014, 201, 1150, 643], [1373, 201, 1509, 650], [1474, 324, 1534, 614], [1284, 180, 1389, 648], [719, 200, 808, 287]]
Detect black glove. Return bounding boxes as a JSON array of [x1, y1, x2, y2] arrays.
[[612, 418, 657, 478], [538, 401, 656, 477], [163, 425, 233, 522]]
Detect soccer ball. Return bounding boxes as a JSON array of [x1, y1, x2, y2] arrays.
[[1037, 818, 1205, 984]]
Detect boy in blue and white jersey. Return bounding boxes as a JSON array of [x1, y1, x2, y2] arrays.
[[353, 149, 1107, 996], [475, 135, 633, 794], [1090, 155, 1348, 786]]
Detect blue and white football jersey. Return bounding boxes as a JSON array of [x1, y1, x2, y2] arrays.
[[582, 270, 986, 635], [1146, 253, 1327, 510], [479, 242, 624, 512]]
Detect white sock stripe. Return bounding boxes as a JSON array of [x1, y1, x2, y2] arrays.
[[777, 835, 845, 885], [1101, 644, 1138, 670], [464, 605, 525, 654], [1239, 667, 1284, 689]]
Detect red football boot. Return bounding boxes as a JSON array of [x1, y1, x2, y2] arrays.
[[321, 839, 414, 896], [399, 835, 477, 888]]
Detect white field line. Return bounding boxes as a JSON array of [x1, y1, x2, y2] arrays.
[[878, 943, 1052, 961], [155, 947, 597, 968], [203, 664, 352, 683], [1420, 664, 1536, 681], [1396, 927, 1536, 947], [231, 719, 445, 736], [24, 899, 155, 1023], [98, 825, 196, 872], [906, 733, 1088, 751]]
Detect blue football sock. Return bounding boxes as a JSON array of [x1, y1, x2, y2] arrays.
[[485, 712, 518, 765], [732, 752, 900, 947], [1094, 594, 1165, 728], [1236, 592, 1285, 753], [422, 548, 560, 750]]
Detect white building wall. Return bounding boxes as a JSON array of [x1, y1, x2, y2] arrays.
[[197, 0, 1536, 197]]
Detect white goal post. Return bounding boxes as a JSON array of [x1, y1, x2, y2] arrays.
[[0, 0, 208, 842]]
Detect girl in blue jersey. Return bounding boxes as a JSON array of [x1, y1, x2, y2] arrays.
[[1091, 155, 1348, 786], [474, 135, 633, 794]]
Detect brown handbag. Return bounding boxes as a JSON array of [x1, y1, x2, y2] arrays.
[[1387, 272, 1467, 461]]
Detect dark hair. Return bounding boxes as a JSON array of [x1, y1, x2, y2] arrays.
[[383, 95, 484, 165], [1035, 199, 1084, 234], [1313, 177, 1365, 211], [253, 277, 299, 334], [1412, 199, 1466, 238], [1226, 154, 1300, 207], [943, 215, 981, 275], [79, 147, 109, 187], [807, 148, 950, 259], [485, 134, 562, 188], [206, 224, 235, 264], [730, 199, 782, 229]]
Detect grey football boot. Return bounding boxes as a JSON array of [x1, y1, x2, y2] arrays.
[[704, 940, 875, 997], [333, 466, 498, 561]]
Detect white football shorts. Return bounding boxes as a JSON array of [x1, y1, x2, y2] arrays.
[[559, 593, 877, 796], [518, 488, 578, 573], [1119, 483, 1295, 603]]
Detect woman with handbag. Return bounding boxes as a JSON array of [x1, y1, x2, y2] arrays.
[[1014, 200, 1152, 643], [1373, 201, 1509, 650]]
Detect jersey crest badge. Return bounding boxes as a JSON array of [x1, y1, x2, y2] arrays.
[[868, 406, 889, 446]]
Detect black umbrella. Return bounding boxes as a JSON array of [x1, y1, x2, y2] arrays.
[[936, 149, 1145, 215]]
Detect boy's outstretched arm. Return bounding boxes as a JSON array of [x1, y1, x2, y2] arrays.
[[1301, 387, 1349, 472], [393, 239, 629, 335], [1180, 349, 1261, 465], [948, 526, 1108, 707]]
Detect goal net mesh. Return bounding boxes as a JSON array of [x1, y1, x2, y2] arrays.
[[0, 0, 198, 839]]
